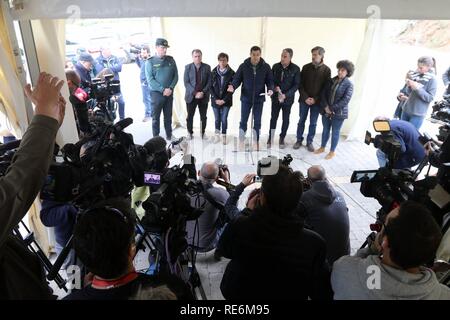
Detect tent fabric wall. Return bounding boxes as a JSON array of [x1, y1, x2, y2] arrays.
[[30, 19, 79, 145], [0, 2, 28, 137], [161, 17, 366, 137], [8, 0, 450, 20]]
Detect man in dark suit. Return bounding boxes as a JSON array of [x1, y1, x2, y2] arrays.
[[184, 49, 211, 139]]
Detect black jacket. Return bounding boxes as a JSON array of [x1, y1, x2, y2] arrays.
[[74, 62, 92, 89], [300, 181, 350, 265], [271, 62, 301, 106], [210, 66, 235, 108], [184, 62, 211, 104], [0, 116, 58, 299], [218, 206, 333, 300], [231, 58, 274, 104]]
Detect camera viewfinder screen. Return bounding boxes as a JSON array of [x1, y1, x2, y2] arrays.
[[144, 172, 161, 186]]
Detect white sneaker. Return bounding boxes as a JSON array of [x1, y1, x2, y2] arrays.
[[213, 134, 220, 143]]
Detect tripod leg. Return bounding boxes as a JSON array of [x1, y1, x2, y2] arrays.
[[189, 264, 207, 300]]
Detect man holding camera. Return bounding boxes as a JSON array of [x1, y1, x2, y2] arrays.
[[145, 38, 178, 141], [0, 72, 66, 299], [217, 165, 332, 300], [186, 161, 229, 253], [74, 53, 95, 90], [331, 201, 450, 299], [95, 46, 126, 120], [375, 118, 426, 169]]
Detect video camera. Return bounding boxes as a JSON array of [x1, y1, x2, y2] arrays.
[[431, 98, 450, 142], [90, 74, 120, 100], [352, 121, 448, 225], [129, 44, 143, 55], [364, 120, 401, 168], [38, 118, 147, 208], [84, 73, 121, 124]]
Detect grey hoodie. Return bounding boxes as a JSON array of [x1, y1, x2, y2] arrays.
[[331, 249, 450, 300], [301, 180, 350, 264]]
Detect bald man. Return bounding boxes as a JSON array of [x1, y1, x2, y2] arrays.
[[185, 161, 230, 252], [300, 165, 350, 264]]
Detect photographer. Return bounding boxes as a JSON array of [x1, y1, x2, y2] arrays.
[[218, 165, 333, 300], [397, 56, 437, 130], [331, 201, 450, 300], [74, 53, 95, 90], [300, 165, 350, 264], [0, 72, 66, 299], [64, 199, 192, 300], [95, 46, 126, 120], [222, 173, 259, 221], [376, 118, 426, 169], [186, 162, 229, 253]]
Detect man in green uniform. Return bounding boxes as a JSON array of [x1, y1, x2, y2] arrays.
[[145, 38, 178, 140]]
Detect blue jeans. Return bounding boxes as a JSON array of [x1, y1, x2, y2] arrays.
[[321, 116, 345, 152], [376, 149, 388, 167], [269, 100, 292, 139], [150, 91, 173, 138], [296, 102, 320, 145], [212, 106, 230, 134], [117, 92, 125, 120], [239, 102, 263, 141], [142, 85, 152, 117], [401, 111, 425, 130]]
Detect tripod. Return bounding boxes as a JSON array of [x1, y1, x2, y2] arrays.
[[135, 223, 208, 300], [13, 220, 68, 292]]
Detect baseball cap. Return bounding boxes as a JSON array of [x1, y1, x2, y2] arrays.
[[79, 53, 94, 63], [155, 38, 170, 48]]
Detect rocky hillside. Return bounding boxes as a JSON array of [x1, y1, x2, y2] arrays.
[[396, 20, 450, 50]]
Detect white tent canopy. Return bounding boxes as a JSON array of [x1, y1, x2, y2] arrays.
[[2, 0, 449, 144], [9, 0, 450, 20]]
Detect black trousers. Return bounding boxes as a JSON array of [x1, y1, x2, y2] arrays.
[[186, 99, 208, 135], [268, 100, 293, 139]]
